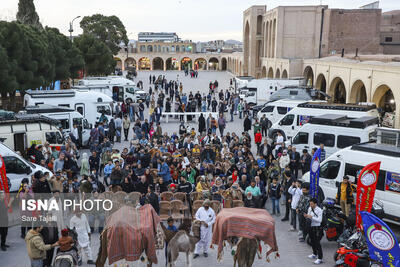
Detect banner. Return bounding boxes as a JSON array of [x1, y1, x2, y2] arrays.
[[360, 211, 400, 267], [385, 171, 400, 194], [309, 148, 321, 199], [356, 161, 381, 228], [0, 155, 9, 193], [0, 154, 11, 212]]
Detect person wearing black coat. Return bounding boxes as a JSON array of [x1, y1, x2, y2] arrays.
[[289, 147, 301, 178], [33, 171, 51, 194], [42, 222, 58, 267], [198, 114, 206, 134], [108, 119, 116, 143], [146, 186, 159, 213], [136, 176, 149, 195], [243, 115, 252, 132], [121, 177, 135, 193], [281, 171, 294, 221]]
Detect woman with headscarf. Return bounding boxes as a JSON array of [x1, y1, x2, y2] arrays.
[[211, 177, 225, 202], [79, 153, 89, 177], [108, 118, 116, 143]]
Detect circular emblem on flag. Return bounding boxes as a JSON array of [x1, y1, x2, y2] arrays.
[[361, 172, 376, 186], [367, 224, 395, 251], [311, 159, 320, 173]]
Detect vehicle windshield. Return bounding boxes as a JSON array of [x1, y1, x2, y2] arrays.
[[97, 105, 111, 115]]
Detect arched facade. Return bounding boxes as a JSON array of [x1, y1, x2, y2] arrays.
[[261, 66, 267, 78], [329, 77, 347, 103], [181, 57, 193, 70], [303, 66, 314, 87], [194, 58, 207, 70], [275, 68, 280, 78], [315, 73, 327, 92], [124, 57, 136, 69], [209, 57, 219, 70], [152, 57, 164, 70], [349, 80, 367, 103], [372, 84, 395, 112], [267, 67, 274, 78], [114, 57, 122, 69], [138, 57, 151, 70], [281, 69, 288, 78], [221, 57, 227, 71]]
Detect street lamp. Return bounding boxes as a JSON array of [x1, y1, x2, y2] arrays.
[[69, 16, 81, 41]]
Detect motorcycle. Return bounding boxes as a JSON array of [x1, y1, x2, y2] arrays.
[[334, 230, 383, 267]]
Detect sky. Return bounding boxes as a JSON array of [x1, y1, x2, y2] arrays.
[[0, 0, 398, 42]]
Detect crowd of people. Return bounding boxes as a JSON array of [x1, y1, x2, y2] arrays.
[[0, 72, 339, 266]]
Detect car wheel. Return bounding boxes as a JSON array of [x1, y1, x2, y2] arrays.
[[126, 98, 132, 104]]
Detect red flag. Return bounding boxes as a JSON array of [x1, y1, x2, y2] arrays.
[[0, 155, 9, 193], [0, 154, 11, 212], [356, 161, 381, 228]]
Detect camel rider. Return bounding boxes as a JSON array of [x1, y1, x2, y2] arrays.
[[194, 199, 216, 259]]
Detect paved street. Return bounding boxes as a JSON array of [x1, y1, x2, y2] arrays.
[[1, 70, 399, 267]]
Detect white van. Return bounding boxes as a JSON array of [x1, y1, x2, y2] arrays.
[[269, 102, 379, 140], [240, 78, 304, 105], [77, 76, 146, 103], [288, 114, 378, 157], [0, 142, 52, 192], [22, 105, 91, 147], [24, 89, 113, 127], [0, 114, 63, 155], [302, 128, 400, 224], [256, 100, 315, 127]]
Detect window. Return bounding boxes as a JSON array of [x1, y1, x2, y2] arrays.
[[277, 106, 288, 115], [337, 135, 361, 149], [279, 114, 294, 126], [58, 104, 70, 108], [46, 132, 57, 144], [97, 105, 111, 116], [314, 133, 335, 147], [83, 119, 90, 129], [59, 119, 69, 130], [293, 132, 309, 144], [320, 160, 341, 179], [345, 163, 386, 191], [289, 90, 298, 95], [56, 132, 64, 144], [246, 92, 255, 97], [385, 37, 393, 42], [261, 106, 274, 113], [73, 118, 82, 129], [3, 156, 29, 174], [76, 107, 84, 116]]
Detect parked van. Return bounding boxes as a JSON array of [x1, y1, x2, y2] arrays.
[[256, 100, 318, 127], [0, 142, 51, 192], [21, 105, 91, 147], [269, 86, 330, 102], [288, 114, 378, 157], [269, 102, 379, 139], [0, 113, 63, 156], [240, 78, 304, 105], [24, 89, 113, 127], [301, 128, 400, 224], [76, 76, 146, 103], [234, 76, 253, 90]]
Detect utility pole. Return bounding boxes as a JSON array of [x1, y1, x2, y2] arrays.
[[69, 16, 81, 42]]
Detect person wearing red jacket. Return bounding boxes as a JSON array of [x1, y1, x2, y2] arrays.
[[255, 129, 262, 155]]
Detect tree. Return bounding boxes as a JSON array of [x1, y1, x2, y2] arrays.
[[80, 14, 128, 55], [0, 44, 18, 97], [68, 45, 84, 80], [74, 34, 116, 76], [16, 0, 42, 29]]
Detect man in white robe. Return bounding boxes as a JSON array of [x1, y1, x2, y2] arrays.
[[70, 211, 95, 265], [194, 199, 216, 258]]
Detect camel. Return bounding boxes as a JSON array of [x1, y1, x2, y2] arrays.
[[161, 219, 201, 267], [229, 237, 259, 267]]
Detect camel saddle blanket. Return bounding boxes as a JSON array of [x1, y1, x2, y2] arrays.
[[106, 204, 161, 265], [212, 207, 278, 258]]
